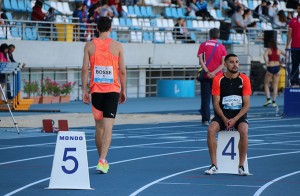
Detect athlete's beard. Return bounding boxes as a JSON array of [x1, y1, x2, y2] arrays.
[[228, 68, 238, 74]]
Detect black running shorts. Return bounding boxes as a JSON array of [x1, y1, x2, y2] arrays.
[[212, 115, 248, 130], [91, 92, 119, 119]]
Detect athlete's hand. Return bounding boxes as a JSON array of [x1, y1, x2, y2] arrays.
[[119, 91, 126, 104], [226, 118, 237, 130], [82, 91, 90, 104]]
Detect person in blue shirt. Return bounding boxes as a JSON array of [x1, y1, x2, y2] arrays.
[[195, 0, 213, 20]]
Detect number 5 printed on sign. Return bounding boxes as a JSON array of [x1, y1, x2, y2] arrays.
[[47, 131, 93, 190], [216, 131, 250, 175]]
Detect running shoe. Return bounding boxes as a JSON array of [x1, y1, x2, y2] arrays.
[[204, 164, 218, 175], [96, 160, 109, 174], [272, 102, 277, 107], [238, 165, 248, 176], [263, 100, 272, 107], [202, 121, 209, 126]]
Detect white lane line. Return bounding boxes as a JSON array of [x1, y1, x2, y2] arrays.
[[158, 182, 261, 188], [129, 150, 300, 196], [0, 139, 199, 165], [253, 171, 300, 196], [2, 127, 300, 165], [3, 148, 207, 196]]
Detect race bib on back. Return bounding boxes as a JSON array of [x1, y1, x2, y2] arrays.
[[94, 66, 113, 83], [222, 95, 242, 110]]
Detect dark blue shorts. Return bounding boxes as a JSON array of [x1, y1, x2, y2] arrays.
[[267, 66, 280, 74]]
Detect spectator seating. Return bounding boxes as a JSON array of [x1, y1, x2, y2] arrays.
[[247, 0, 254, 10], [26, 0, 32, 12], [134, 5, 143, 18], [18, 0, 26, 12], [165, 32, 175, 44], [3, 0, 13, 11], [154, 32, 164, 43], [10, 0, 19, 11]]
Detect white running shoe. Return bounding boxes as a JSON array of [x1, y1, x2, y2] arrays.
[[205, 165, 218, 175], [238, 166, 248, 176]]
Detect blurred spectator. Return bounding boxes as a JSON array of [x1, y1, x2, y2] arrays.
[[84, 0, 92, 9], [186, 0, 199, 17], [225, 0, 241, 17], [73, 2, 83, 41], [286, 0, 298, 9], [253, 0, 268, 20], [0, 12, 7, 25], [44, 8, 56, 39], [273, 10, 287, 29], [88, 5, 101, 38], [79, 4, 89, 41], [172, 18, 195, 43], [171, 0, 184, 7], [195, 0, 213, 20], [232, 5, 246, 33], [243, 9, 256, 27], [109, 0, 128, 18], [100, 0, 114, 17], [31, 0, 46, 21], [268, 0, 279, 22]]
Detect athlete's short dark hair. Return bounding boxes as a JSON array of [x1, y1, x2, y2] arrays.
[[225, 54, 238, 62], [97, 17, 112, 33], [209, 28, 220, 39]]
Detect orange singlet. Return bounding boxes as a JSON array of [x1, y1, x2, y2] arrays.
[[89, 38, 120, 94]]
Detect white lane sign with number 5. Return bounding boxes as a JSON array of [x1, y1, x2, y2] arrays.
[[47, 131, 92, 190]]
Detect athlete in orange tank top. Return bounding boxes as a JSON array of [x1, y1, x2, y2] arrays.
[[81, 17, 126, 174], [89, 38, 121, 94]]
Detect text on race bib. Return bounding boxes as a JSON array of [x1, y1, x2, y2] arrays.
[[222, 95, 242, 110], [94, 66, 114, 84]]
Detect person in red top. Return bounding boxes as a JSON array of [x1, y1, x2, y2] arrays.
[[31, 0, 46, 21], [204, 54, 252, 176], [197, 28, 227, 126], [286, 3, 300, 87], [81, 17, 126, 174], [263, 39, 285, 107]]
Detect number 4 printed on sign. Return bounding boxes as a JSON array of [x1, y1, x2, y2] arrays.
[[222, 137, 236, 160]]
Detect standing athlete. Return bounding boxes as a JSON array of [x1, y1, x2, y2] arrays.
[[81, 17, 126, 174], [205, 54, 251, 176]]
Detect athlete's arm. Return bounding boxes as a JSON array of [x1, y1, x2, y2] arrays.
[[81, 42, 90, 104], [227, 95, 250, 129], [210, 56, 225, 77], [199, 53, 209, 73], [213, 95, 228, 127], [118, 44, 126, 104], [286, 27, 292, 49], [263, 49, 270, 66]]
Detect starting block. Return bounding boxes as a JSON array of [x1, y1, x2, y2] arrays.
[[42, 119, 56, 133], [216, 130, 250, 175], [58, 120, 69, 131], [47, 131, 92, 190], [42, 119, 69, 133]]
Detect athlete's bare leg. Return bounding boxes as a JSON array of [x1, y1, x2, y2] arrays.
[[264, 71, 273, 99], [272, 73, 280, 102], [207, 121, 220, 166], [95, 118, 115, 160], [237, 122, 248, 166]]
